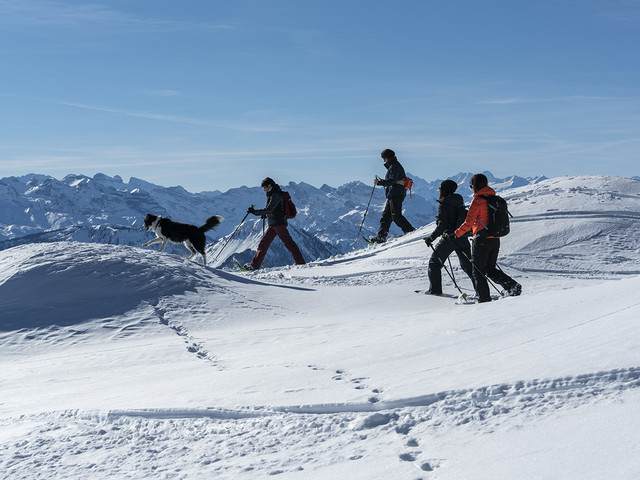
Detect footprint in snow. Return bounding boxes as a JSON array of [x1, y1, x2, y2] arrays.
[[399, 451, 437, 473], [308, 365, 383, 399]]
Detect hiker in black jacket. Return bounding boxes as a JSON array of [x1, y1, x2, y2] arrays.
[[423, 180, 474, 295], [370, 149, 415, 243], [243, 177, 305, 270]]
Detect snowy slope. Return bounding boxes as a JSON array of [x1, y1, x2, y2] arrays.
[[501, 175, 640, 276], [1, 175, 640, 479]]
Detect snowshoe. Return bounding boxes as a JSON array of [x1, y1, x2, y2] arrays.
[[454, 293, 503, 305], [414, 290, 457, 298], [364, 236, 386, 244], [455, 292, 475, 305], [236, 261, 255, 272]]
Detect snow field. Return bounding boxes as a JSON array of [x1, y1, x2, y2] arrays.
[[1, 175, 640, 478]]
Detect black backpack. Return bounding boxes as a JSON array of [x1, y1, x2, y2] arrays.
[[455, 202, 468, 229], [479, 194, 511, 237]]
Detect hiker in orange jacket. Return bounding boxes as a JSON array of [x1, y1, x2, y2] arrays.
[[454, 173, 521, 302]]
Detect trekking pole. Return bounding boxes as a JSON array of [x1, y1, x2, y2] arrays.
[[354, 180, 377, 244], [426, 241, 467, 300], [213, 207, 253, 264], [447, 256, 458, 288], [445, 235, 504, 295]]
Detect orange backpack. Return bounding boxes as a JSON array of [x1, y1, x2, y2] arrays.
[[402, 177, 414, 198]]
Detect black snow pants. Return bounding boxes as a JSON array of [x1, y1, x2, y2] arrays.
[[427, 236, 474, 295], [376, 195, 414, 240], [471, 236, 518, 302]]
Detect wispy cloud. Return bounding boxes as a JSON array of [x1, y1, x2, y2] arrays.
[[50, 99, 287, 133], [477, 98, 527, 105], [476, 95, 624, 105], [598, 0, 640, 22], [140, 90, 182, 97], [0, 0, 154, 28], [0, 0, 234, 32]]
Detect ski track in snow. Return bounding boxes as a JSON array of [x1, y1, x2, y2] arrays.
[[2, 366, 639, 479], [512, 211, 640, 222]]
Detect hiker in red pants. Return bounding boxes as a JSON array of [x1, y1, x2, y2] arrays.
[[243, 177, 305, 270]]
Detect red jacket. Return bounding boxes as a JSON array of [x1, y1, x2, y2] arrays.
[[455, 186, 496, 238]]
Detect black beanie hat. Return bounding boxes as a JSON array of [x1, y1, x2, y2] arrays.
[[261, 177, 275, 188], [380, 148, 396, 160], [440, 179, 458, 196]]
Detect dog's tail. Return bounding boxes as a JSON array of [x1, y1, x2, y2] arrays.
[[200, 215, 223, 232]]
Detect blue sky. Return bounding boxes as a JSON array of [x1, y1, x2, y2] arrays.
[[1, 0, 639, 192]]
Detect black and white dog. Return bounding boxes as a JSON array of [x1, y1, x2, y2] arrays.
[[142, 214, 222, 266]]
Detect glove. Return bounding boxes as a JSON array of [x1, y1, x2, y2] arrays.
[[247, 206, 255, 214], [442, 232, 452, 241]]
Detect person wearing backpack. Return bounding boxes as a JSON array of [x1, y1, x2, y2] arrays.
[[369, 149, 415, 243], [243, 177, 305, 270], [454, 173, 521, 303], [423, 180, 474, 295]]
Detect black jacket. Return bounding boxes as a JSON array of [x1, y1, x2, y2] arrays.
[[376, 158, 407, 198], [427, 193, 470, 242], [252, 184, 287, 227]]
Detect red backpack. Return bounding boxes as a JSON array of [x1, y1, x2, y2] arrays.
[[281, 191, 297, 219]]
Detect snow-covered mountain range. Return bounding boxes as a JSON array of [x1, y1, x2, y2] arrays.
[[1, 174, 639, 479], [0, 171, 546, 267]]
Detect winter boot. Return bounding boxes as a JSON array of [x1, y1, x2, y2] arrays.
[[369, 235, 387, 244], [508, 283, 522, 296]]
